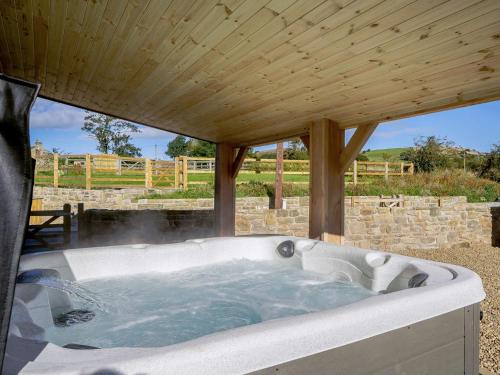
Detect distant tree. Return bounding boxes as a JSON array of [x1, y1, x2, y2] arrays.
[[400, 136, 453, 172], [356, 153, 369, 161], [187, 139, 216, 157], [284, 138, 308, 160], [81, 111, 142, 157], [381, 152, 392, 162], [478, 144, 500, 182], [246, 147, 257, 158], [50, 147, 66, 155], [258, 151, 277, 159], [165, 135, 189, 158]]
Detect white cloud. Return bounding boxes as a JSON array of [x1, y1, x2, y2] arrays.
[[31, 100, 85, 130], [133, 126, 175, 139]]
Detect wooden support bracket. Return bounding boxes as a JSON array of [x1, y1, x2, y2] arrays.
[[339, 123, 378, 174], [299, 135, 310, 152], [231, 146, 248, 178]]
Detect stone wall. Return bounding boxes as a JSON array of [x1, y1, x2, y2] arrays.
[[33, 187, 495, 250], [80, 209, 215, 247]]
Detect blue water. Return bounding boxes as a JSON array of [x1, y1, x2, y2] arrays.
[[44, 260, 376, 348]]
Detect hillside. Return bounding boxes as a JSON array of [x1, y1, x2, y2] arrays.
[[256, 147, 411, 162], [360, 148, 410, 162]]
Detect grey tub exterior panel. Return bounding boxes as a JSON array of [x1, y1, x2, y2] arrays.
[[251, 304, 480, 375]]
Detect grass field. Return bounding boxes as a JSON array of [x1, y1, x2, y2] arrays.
[[136, 171, 499, 203], [362, 147, 410, 162], [35, 171, 311, 188]]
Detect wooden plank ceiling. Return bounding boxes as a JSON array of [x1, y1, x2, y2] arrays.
[[1, 0, 499, 146]]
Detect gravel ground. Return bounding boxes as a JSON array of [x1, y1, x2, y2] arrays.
[[389, 245, 499, 374]]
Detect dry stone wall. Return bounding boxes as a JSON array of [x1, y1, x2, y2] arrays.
[[33, 187, 496, 250]]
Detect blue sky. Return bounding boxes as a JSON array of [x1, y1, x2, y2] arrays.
[[30, 98, 500, 159]]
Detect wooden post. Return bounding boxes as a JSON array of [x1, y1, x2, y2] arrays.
[[85, 154, 92, 190], [53, 153, 59, 188], [309, 121, 377, 244], [77, 203, 85, 243], [274, 142, 284, 209], [117, 157, 122, 176], [400, 161, 404, 176], [63, 203, 71, 247], [409, 162, 414, 175], [174, 157, 179, 189], [215, 143, 236, 236], [353, 159, 358, 186], [309, 119, 345, 244], [384, 162, 389, 181], [182, 156, 188, 190], [145, 158, 153, 188]]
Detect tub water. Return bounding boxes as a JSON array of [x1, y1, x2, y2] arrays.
[[5, 236, 485, 375], [44, 260, 376, 348]]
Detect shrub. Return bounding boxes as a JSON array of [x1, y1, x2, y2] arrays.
[[400, 136, 454, 172], [478, 144, 500, 182]]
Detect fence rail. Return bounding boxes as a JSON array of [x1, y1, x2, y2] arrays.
[[34, 153, 413, 190], [25, 203, 72, 250]]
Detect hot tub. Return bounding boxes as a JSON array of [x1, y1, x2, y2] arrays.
[[5, 236, 484, 375]]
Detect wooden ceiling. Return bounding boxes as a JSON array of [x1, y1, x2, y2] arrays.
[[1, 0, 500, 146]]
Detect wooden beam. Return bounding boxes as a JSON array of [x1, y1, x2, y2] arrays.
[[309, 119, 344, 244], [231, 146, 248, 178], [339, 123, 377, 174], [215, 143, 236, 237], [274, 142, 284, 209]]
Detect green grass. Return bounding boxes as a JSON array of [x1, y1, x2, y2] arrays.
[[189, 172, 309, 184], [362, 147, 410, 162], [37, 167, 499, 203], [137, 170, 499, 203]]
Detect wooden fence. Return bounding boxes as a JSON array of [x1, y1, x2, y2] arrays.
[[25, 203, 72, 250], [34, 153, 179, 190], [185, 157, 414, 186], [34, 153, 413, 190]]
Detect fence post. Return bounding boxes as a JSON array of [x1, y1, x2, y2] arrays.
[[384, 162, 389, 181], [353, 160, 358, 186], [145, 158, 153, 188], [63, 203, 71, 247], [400, 161, 404, 176], [117, 157, 122, 176], [182, 156, 188, 190], [77, 203, 85, 244], [53, 153, 59, 188], [85, 154, 92, 190], [409, 163, 414, 175], [174, 157, 179, 189]]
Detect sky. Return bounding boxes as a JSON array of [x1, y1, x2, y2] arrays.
[[30, 98, 500, 159]]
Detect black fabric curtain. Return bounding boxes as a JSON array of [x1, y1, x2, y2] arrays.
[[0, 74, 40, 369]]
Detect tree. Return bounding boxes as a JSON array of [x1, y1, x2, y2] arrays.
[[400, 136, 453, 172], [81, 111, 142, 157], [356, 153, 369, 161], [165, 135, 189, 158], [381, 152, 392, 162], [478, 144, 500, 182], [187, 139, 216, 157], [284, 138, 308, 160], [246, 147, 257, 158]]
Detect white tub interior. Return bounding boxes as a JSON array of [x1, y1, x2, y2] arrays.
[[6, 236, 485, 375]]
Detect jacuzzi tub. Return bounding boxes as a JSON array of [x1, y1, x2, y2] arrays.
[[5, 236, 484, 375]]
